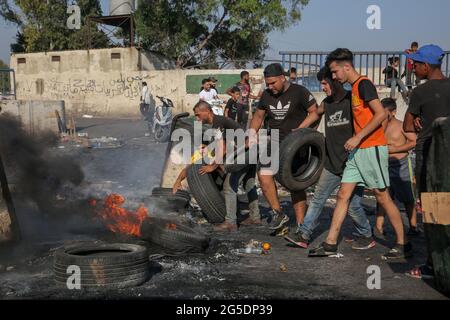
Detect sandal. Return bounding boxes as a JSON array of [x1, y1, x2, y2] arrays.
[[406, 264, 434, 280]]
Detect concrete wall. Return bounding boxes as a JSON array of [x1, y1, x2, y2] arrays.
[[0, 100, 65, 134], [10, 48, 407, 118]]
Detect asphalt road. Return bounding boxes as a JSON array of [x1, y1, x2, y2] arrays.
[[0, 117, 447, 299]]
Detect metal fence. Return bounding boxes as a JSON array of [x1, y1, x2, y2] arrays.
[[0, 68, 16, 100], [280, 51, 450, 92]]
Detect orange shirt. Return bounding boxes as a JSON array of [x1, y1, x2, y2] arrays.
[[351, 76, 387, 148]]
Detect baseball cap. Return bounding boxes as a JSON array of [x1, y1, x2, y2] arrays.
[[264, 63, 289, 77], [405, 44, 445, 65], [207, 76, 218, 82]]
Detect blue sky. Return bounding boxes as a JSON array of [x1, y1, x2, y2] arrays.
[[1, 0, 449, 64]]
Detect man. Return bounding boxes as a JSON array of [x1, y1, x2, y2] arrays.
[[249, 63, 320, 234], [383, 57, 409, 101], [227, 71, 258, 128], [376, 98, 417, 238], [290, 67, 298, 83], [403, 44, 450, 278], [182, 101, 261, 231], [402, 42, 419, 89], [284, 66, 374, 250], [199, 80, 219, 102], [224, 86, 240, 121], [208, 77, 218, 91], [140, 82, 154, 126], [308, 48, 411, 260]]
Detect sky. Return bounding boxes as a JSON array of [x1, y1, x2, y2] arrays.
[[1, 0, 450, 65]]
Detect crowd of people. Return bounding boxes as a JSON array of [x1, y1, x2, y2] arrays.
[[172, 44, 449, 276]]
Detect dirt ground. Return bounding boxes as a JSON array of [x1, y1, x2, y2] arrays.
[[0, 117, 448, 300]]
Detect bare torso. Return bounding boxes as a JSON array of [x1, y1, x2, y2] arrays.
[[385, 118, 408, 160]]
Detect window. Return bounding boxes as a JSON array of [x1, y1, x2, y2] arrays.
[[111, 53, 121, 59], [51, 56, 61, 62], [17, 58, 26, 64]]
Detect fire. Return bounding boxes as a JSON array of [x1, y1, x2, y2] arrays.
[[166, 223, 177, 230], [97, 194, 148, 237]]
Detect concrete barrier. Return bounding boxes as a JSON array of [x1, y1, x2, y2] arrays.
[[0, 100, 65, 134]]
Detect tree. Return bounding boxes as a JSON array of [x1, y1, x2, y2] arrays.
[[135, 0, 309, 68], [0, 59, 11, 96], [0, 0, 110, 53]]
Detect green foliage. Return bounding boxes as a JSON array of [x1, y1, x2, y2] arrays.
[[0, 0, 110, 53], [135, 0, 309, 68]]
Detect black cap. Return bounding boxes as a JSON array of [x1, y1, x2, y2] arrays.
[[207, 76, 218, 82], [264, 63, 289, 77]]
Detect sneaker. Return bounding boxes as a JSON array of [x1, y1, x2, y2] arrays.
[[271, 225, 289, 237], [381, 242, 413, 260], [213, 221, 238, 232], [284, 229, 309, 249], [308, 242, 338, 257], [351, 236, 376, 250], [267, 210, 289, 230]]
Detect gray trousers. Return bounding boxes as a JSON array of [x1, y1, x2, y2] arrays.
[[222, 165, 259, 224]]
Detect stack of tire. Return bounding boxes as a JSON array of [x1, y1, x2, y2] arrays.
[[54, 243, 150, 289], [187, 129, 325, 223]]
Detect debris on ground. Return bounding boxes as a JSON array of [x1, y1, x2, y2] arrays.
[[329, 253, 344, 259], [89, 136, 123, 149], [280, 263, 287, 272]]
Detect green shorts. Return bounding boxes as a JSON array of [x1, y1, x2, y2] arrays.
[[341, 145, 390, 189]]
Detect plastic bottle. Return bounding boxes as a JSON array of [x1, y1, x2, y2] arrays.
[[234, 247, 263, 254]]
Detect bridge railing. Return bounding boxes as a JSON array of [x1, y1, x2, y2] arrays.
[[280, 51, 450, 92]]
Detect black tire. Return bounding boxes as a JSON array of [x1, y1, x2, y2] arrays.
[[53, 243, 149, 288], [276, 129, 325, 191], [140, 217, 210, 253], [187, 164, 226, 223], [151, 187, 190, 202], [223, 147, 253, 173]]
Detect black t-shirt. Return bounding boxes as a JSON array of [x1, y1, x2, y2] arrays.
[[358, 79, 379, 102], [211, 115, 241, 141], [225, 98, 238, 120], [258, 84, 316, 140], [323, 91, 354, 175], [383, 66, 399, 80], [407, 78, 450, 145]]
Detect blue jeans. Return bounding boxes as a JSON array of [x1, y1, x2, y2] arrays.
[[298, 168, 372, 240]]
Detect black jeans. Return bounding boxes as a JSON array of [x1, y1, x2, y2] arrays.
[[236, 103, 249, 128]]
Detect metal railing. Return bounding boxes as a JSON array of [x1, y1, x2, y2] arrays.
[[280, 51, 450, 92], [0, 68, 16, 100]]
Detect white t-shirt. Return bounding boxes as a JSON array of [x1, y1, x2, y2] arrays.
[[141, 86, 150, 104], [199, 89, 218, 101]]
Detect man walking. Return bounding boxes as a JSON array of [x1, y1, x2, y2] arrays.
[[284, 66, 374, 250], [308, 49, 411, 260], [249, 63, 320, 234]]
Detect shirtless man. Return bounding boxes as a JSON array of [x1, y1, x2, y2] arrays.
[[376, 98, 418, 237]]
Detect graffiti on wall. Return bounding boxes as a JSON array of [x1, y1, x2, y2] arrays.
[[17, 73, 157, 100]]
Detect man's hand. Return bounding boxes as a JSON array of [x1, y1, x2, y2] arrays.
[[199, 164, 218, 175], [172, 180, 182, 194], [414, 117, 423, 131], [344, 136, 362, 151], [387, 144, 396, 154], [246, 130, 258, 149]]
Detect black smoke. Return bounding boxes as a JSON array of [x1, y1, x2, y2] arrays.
[[0, 113, 84, 216]]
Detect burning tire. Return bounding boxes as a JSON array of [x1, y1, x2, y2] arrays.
[[148, 187, 190, 212], [187, 164, 226, 223], [276, 129, 325, 191], [141, 217, 210, 253], [54, 243, 150, 288]]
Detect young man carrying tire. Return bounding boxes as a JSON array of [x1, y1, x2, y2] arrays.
[[308, 49, 411, 260], [174, 101, 260, 232], [284, 66, 374, 250], [248, 63, 320, 234]]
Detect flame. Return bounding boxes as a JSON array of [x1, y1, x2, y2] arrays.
[[97, 194, 148, 237], [166, 223, 177, 230]]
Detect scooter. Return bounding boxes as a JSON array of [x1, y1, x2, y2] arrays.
[[207, 99, 225, 116], [151, 96, 174, 143]]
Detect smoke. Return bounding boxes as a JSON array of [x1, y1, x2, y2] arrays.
[[0, 113, 85, 218]]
